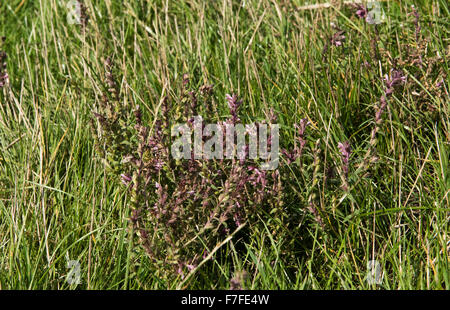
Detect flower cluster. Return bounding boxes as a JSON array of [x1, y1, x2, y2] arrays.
[[226, 93, 243, 124], [384, 69, 406, 96], [338, 141, 351, 191], [87, 6, 448, 284]]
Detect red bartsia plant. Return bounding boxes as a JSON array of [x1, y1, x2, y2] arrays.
[[350, 6, 446, 175], [91, 62, 284, 280], [230, 270, 248, 290], [88, 6, 448, 283]]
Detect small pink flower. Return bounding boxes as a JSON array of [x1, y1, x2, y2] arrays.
[[331, 30, 346, 47], [120, 174, 132, 185], [356, 6, 368, 19]]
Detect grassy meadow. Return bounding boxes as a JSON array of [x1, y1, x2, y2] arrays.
[[0, 0, 448, 289]]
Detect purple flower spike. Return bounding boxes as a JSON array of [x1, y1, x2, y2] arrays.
[[356, 5, 368, 19], [338, 141, 351, 161], [338, 141, 351, 179], [384, 69, 406, 95]]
